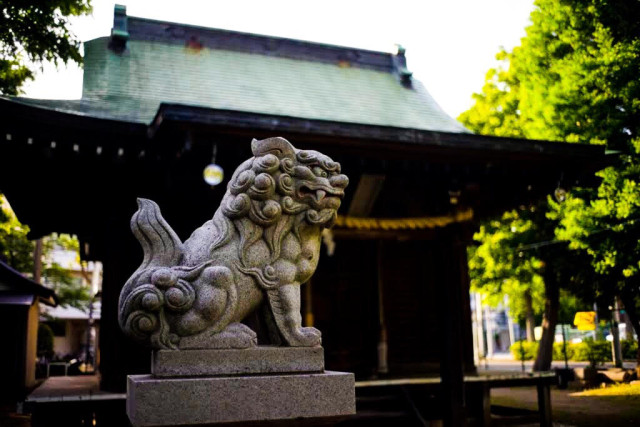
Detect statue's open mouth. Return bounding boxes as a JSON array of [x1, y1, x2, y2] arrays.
[[297, 183, 344, 202]]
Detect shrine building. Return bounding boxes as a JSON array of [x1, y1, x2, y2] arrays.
[[0, 5, 605, 424]]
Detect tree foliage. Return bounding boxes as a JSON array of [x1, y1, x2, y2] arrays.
[[0, 193, 33, 271], [459, 0, 640, 149], [468, 205, 546, 321], [460, 0, 640, 367], [0, 0, 92, 95], [468, 200, 594, 328], [0, 194, 91, 308], [461, 0, 640, 296]]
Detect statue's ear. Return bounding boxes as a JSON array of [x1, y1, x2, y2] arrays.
[[251, 137, 295, 158]]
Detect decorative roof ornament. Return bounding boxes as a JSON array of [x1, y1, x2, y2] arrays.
[[109, 4, 129, 52], [392, 44, 413, 87]]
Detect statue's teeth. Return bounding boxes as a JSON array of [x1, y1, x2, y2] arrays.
[[316, 190, 326, 200]]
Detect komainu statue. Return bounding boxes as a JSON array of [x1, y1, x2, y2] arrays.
[[118, 137, 348, 350]]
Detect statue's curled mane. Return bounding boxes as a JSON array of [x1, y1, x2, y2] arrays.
[[206, 146, 342, 277]]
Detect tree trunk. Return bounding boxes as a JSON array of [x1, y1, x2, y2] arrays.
[[533, 274, 559, 372], [33, 238, 43, 283], [524, 290, 535, 342], [620, 287, 640, 365], [611, 298, 623, 368]]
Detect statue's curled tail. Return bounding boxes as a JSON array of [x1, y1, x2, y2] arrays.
[[118, 198, 199, 349]]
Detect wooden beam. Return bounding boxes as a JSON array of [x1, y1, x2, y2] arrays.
[[347, 174, 385, 217]]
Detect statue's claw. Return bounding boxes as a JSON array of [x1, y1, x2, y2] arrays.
[[288, 326, 322, 347]]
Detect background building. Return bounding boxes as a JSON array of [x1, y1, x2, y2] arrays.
[[0, 260, 57, 399]]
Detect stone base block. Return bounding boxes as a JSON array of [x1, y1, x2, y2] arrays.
[[127, 371, 355, 426], [152, 346, 324, 378]]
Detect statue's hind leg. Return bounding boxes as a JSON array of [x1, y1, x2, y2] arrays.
[[173, 265, 257, 349]]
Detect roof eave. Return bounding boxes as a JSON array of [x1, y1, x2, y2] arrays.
[[0, 260, 59, 307], [0, 96, 147, 135], [150, 102, 607, 168]]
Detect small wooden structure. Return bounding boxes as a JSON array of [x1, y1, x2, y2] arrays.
[[0, 260, 57, 399], [1, 5, 605, 424]]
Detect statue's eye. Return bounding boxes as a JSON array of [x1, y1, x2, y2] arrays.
[[312, 166, 327, 178]]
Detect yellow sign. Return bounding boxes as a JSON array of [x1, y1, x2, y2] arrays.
[[573, 311, 596, 331]]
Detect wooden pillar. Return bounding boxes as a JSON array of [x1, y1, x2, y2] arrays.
[[376, 240, 388, 374], [537, 382, 552, 427], [436, 226, 466, 426], [99, 214, 150, 392], [481, 385, 492, 427], [458, 238, 476, 374], [467, 383, 491, 427], [25, 301, 40, 390], [304, 279, 314, 327]]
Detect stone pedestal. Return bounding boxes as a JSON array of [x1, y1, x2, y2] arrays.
[[151, 346, 325, 377], [126, 347, 355, 426]]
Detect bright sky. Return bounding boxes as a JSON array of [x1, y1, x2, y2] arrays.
[[22, 0, 535, 119]]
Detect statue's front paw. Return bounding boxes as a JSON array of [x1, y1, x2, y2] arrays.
[[289, 326, 322, 347]]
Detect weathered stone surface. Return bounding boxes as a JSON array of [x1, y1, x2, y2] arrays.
[[119, 137, 354, 426], [118, 137, 349, 350], [151, 346, 324, 377], [127, 371, 355, 426]]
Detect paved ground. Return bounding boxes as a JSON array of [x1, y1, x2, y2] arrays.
[[478, 354, 640, 427], [480, 355, 640, 426], [1, 375, 125, 427], [7, 365, 640, 426], [492, 385, 640, 426], [27, 375, 102, 399]]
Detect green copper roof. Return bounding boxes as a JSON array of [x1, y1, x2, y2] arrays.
[[17, 10, 468, 133], [73, 35, 467, 132]]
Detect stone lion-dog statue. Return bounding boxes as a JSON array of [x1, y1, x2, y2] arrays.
[[118, 137, 348, 350]]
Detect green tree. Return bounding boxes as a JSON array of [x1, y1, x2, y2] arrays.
[[468, 205, 547, 341], [468, 198, 596, 369], [41, 232, 92, 310], [0, 194, 33, 271], [0, 194, 91, 308], [0, 0, 92, 95], [460, 0, 640, 368]]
